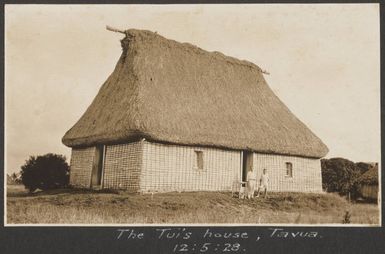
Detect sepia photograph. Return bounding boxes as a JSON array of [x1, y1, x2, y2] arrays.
[[4, 4, 381, 225]]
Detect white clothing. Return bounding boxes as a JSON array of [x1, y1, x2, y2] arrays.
[[247, 171, 256, 199], [260, 173, 269, 187], [247, 170, 256, 181]]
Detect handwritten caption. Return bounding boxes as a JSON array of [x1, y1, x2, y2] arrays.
[[116, 228, 322, 253]]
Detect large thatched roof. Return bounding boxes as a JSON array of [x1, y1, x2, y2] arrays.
[[62, 29, 328, 158]]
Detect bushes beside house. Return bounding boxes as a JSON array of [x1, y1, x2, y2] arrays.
[[20, 153, 70, 192], [321, 158, 378, 201]]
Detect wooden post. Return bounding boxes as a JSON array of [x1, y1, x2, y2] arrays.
[[106, 25, 126, 34]]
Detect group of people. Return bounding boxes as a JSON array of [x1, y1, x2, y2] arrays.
[[245, 168, 269, 199]]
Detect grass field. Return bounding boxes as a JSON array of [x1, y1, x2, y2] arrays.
[[6, 185, 380, 225]]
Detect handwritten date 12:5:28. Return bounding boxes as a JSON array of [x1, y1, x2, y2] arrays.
[[173, 243, 244, 253]]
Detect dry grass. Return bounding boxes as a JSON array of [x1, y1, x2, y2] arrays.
[[6, 185, 379, 225]]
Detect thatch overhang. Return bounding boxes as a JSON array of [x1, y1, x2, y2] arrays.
[[62, 29, 329, 158]]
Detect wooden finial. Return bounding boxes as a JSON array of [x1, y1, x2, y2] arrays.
[[106, 25, 125, 34]]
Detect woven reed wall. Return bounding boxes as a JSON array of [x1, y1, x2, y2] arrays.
[[68, 141, 323, 193], [140, 141, 241, 192], [361, 185, 378, 200], [69, 147, 96, 187], [103, 141, 143, 191], [252, 153, 322, 193]]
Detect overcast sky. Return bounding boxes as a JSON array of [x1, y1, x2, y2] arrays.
[[5, 4, 380, 174]]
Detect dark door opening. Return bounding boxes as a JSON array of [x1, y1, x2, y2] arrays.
[[91, 145, 105, 187], [242, 151, 253, 182]]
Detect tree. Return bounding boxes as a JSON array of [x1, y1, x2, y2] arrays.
[[6, 174, 12, 185], [21, 153, 70, 192], [321, 158, 361, 199], [11, 172, 21, 184], [355, 162, 372, 175]]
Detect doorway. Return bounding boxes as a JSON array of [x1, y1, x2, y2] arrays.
[[91, 145, 105, 187], [242, 151, 253, 182]]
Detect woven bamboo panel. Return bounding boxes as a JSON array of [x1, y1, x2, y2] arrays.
[[140, 141, 241, 192], [361, 185, 378, 199], [252, 153, 322, 193], [103, 141, 143, 191], [69, 147, 96, 187]]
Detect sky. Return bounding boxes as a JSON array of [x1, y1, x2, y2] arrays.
[[5, 4, 380, 174]]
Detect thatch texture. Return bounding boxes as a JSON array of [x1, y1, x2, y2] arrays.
[[62, 29, 328, 158], [359, 164, 379, 185]]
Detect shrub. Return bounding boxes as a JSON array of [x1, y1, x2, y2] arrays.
[[11, 172, 22, 184], [321, 158, 361, 199], [342, 210, 351, 224], [21, 153, 70, 192]]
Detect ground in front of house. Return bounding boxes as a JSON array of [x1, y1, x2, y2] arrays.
[[6, 185, 379, 225]]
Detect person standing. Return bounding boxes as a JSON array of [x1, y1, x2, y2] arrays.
[[256, 168, 269, 198], [246, 168, 256, 199]]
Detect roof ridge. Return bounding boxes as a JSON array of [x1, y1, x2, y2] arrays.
[[123, 29, 262, 72]]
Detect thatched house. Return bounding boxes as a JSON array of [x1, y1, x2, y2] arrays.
[[62, 29, 328, 193], [358, 163, 379, 201]]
